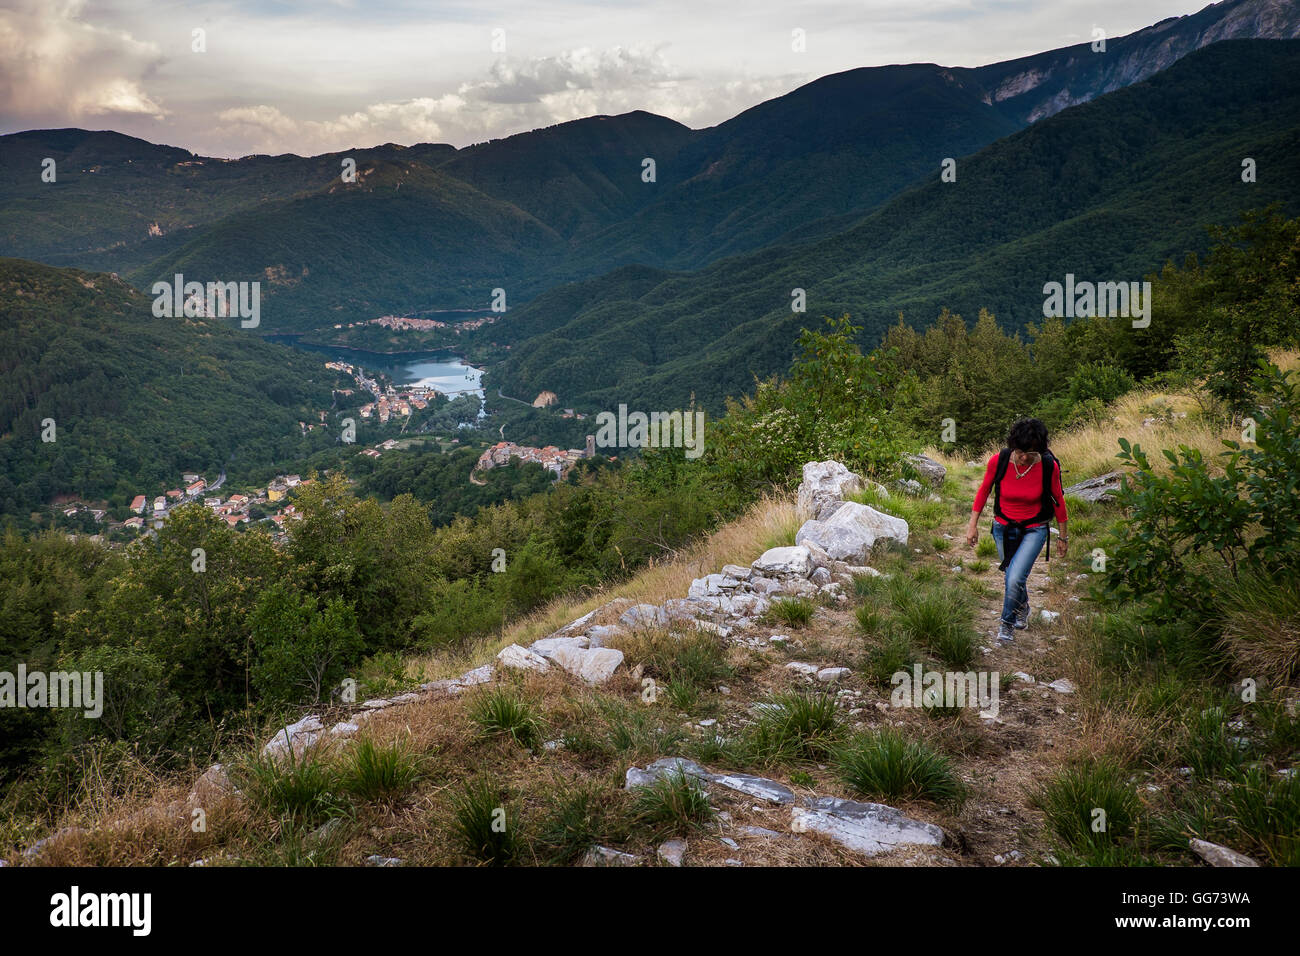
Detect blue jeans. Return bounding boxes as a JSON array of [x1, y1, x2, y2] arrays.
[[992, 522, 1048, 627]]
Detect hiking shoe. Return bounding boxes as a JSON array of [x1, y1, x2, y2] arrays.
[[1014, 603, 1030, 630], [997, 622, 1016, 645]]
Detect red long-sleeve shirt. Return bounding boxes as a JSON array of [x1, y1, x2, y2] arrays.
[[972, 453, 1068, 526]]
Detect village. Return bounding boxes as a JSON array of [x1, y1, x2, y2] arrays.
[[59, 471, 313, 543]]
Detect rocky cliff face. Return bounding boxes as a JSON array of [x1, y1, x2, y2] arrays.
[[955, 0, 1300, 124]]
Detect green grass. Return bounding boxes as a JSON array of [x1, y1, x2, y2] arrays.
[[1181, 705, 1251, 779], [975, 536, 998, 559], [535, 780, 628, 865], [967, 558, 990, 573], [853, 572, 889, 600], [339, 737, 421, 803], [894, 583, 978, 669], [748, 691, 843, 763], [848, 486, 947, 530], [236, 753, 347, 826], [864, 631, 916, 686], [1033, 760, 1141, 855], [834, 729, 966, 807], [452, 777, 516, 865], [632, 769, 715, 835], [634, 629, 733, 689], [469, 688, 544, 750], [664, 679, 699, 713], [766, 596, 815, 629], [855, 604, 883, 636]]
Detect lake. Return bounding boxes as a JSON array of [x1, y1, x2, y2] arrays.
[[267, 337, 484, 397]]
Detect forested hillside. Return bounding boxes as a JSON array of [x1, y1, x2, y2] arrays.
[[487, 40, 1300, 412], [0, 258, 341, 515]]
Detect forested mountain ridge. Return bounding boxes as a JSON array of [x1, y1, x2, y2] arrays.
[[485, 39, 1300, 413], [4, 1, 1295, 330]]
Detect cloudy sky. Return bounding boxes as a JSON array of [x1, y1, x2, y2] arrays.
[[1, 0, 1212, 157]]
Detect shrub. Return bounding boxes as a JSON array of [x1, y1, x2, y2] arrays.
[[1104, 362, 1300, 629], [835, 729, 966, 807]]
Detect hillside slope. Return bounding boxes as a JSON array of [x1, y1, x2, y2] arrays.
[[0, 258, 339, 514]]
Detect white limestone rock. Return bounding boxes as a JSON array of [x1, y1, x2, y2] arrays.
[[797, 460, 864, 520], [751, 545, 814, 578], [1190, 838, 1259, 867], [262, 715, 324, 759], [791, 797, 946, 857], [657, 839, 688, 867], [796, 502, 909, 563], [620, 603, 669, 629], [497, 644, 551, 673]]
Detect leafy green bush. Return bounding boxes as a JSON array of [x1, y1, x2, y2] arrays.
[[708, 315, 908, 491], [1104, 363, 1300, 646]]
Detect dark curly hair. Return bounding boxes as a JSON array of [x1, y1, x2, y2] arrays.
[[1006, 417, 1048, 453]]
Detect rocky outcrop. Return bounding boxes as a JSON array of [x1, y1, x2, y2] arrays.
[[796, 501, 909, 562], [1063, 472, 1123, 503], [624, 757, 948, 859], [798, 460, 864, 519], [904, 454, 947, 488], [791, 797, 947, 857]]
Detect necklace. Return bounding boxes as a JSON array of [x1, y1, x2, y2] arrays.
[[1013, 456, 1037, 479]]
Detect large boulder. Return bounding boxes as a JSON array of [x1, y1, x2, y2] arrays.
[[904, 454, 947, 488], [795, 502, 909, 562], [797, 460, 863, 520], [545, 644, 625, 684], [1064, 472, 1123, 504], [751, 545, 814, 578]]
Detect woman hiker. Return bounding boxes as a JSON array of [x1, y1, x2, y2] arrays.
[[965, 417, 1068, 645]]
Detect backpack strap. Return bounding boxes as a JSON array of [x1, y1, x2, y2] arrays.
[[992, 449, 1059, 562], [991, 449, 1012, 522]]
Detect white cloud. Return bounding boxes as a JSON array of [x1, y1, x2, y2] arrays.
[[0, 0, 1213, 155], [0, 0, 167, 122]]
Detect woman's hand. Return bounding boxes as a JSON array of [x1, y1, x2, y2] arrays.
[[965, 515, 979, 548]]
